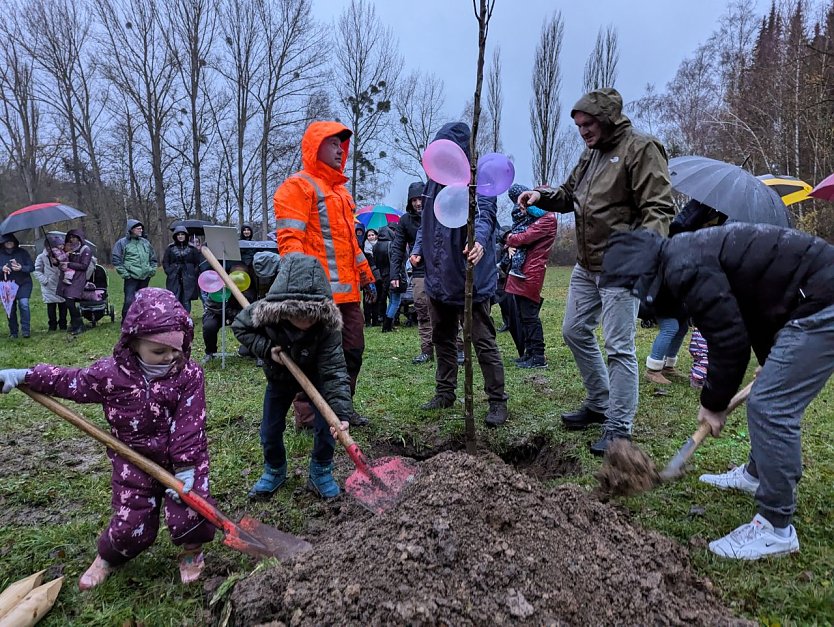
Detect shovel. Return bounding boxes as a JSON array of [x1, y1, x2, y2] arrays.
[[19, 386, 311, 561], [201, 245, 419, 513]]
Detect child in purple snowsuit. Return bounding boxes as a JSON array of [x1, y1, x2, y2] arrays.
[[0, 288, 215, 589]]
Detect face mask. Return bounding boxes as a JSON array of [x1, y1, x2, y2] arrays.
[[136, 356, 174, 380]]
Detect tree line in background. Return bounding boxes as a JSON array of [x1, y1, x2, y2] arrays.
[[634, 0, 834, 239], [0, 0, 621, 259]]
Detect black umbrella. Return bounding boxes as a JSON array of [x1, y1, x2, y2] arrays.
[[0, 202, 85, 235], [169, 219, 215, 235], [668, 156, 791, 227]]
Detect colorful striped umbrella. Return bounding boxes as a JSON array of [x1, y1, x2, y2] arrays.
[[756, 174, 812, 206], [354, 205, 403, 231]]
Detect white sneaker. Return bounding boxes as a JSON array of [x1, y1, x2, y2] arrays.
[[699, 465, 759, 495], [709, 514, 799, 560]]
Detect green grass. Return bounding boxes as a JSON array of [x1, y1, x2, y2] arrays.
[[0, 267, 832, 625]]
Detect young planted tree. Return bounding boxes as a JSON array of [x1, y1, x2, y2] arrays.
[[391, 70, 447, 179], [334, 0, 402, 203], [582, 24, 619, 92], [463, 0, 496, 453]]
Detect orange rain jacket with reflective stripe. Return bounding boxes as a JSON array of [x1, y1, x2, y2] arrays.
[[273, 121, 375, 304]]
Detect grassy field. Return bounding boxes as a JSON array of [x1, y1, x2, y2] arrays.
[[0, 267, 832, 626]]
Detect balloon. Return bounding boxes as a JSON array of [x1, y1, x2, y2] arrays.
[[476, 153, 515, 196], [208, 287, 231, 302], [198, 270, 224, 293], [229, 270, 251, 291], [433, 184, 470, 228], [422, 139, 471, 186]]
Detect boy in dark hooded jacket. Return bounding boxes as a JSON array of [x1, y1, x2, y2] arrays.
[[601, 223, 834, 561], [0, 233, 34, 338], [232, 253, 353, 500]]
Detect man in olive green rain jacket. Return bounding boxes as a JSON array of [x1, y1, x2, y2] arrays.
[[517, 87, 674, 455]]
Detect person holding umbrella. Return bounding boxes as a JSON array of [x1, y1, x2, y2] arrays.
[[0, 233, 34, 338]]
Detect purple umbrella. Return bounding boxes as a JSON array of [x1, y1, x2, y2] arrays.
[[0, 280, 19, 317]]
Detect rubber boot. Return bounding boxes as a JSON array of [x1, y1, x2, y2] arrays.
[[307, 459, 340, 499], [381, 316, 394, 332], [248, 462, 287, 498]]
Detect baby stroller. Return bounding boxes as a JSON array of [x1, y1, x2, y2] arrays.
[[78, 264, 116, 327]]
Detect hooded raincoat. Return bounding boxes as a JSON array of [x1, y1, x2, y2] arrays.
[[414, 123, 499, 305], [112, 219, 157, 280], [273, 122, 375, 305], [533, 88, 674, 272], [24, 288, 215, 564]]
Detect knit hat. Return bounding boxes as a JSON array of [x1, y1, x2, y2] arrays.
[[508, 184, 530, 205], [139, 330, 185, 351]]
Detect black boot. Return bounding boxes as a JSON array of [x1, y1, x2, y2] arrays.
[[381, 317, 394, 332], [561, 406, 606, 431]]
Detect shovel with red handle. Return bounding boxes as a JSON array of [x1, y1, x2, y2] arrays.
[[19, 386, 312, 560], [201, 245, 419, 513]]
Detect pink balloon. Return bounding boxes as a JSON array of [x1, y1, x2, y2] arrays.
[[434, 184, 470, 228], [198, 270, 225, 293], [476, 153, 515, 196], [422, 139, 471, 186]]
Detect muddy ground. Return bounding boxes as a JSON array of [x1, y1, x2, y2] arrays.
[[229, 450, 751, 626]]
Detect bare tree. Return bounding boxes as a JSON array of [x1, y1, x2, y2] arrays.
[[95, 0, 179, 248], [254, 0, 326, 235], [391, 70, 446, 179], [583, 24, 619, 92], [486, 46, 503, 152], [334, 0, 402, 203], [529, 11, 565, 186], [160, 0, 216, 220]]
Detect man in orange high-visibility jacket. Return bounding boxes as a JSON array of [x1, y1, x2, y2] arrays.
[[274, 121, 376, 427]]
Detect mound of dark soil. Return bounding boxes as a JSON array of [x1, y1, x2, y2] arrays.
[[230, 451, 750, 626]]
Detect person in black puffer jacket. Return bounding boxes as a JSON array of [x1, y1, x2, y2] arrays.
[[163, 226, 200, 312], [601, 223, 834, 562], [374, 225, 396, 331]]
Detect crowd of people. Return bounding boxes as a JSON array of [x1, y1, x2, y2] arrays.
[[2, 85, 833, 592]]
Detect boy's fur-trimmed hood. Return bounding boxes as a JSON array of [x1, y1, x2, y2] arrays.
[[248, 252, 342, 331]]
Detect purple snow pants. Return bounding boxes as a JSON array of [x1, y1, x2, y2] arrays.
[[97, 451, 216, 566]]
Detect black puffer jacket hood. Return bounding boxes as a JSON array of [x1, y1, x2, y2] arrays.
[[406, 181, 425, 215], [248, 253, 342, 331], [600, 229, 665, 305], [171, 225, 188, 242], [0, 233, 20, 247], [240, 224, 253, 240], [570, 88, 632, 150]]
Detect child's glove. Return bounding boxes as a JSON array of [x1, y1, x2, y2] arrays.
[[166, 467, 195, 503], [363, 282, 377, 303], [0, 369, 28, 393]]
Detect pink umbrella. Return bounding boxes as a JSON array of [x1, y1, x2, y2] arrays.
[[809, 172, 834, 201], [0, 280, 19, 317]]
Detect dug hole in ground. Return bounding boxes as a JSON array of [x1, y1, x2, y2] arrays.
[[227, 450, 752, 626]]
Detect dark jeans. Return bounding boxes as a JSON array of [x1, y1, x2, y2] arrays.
[[514, 294, 544, 357], [428, 298, 507, 403], [47, 302, 68, 330], [66, 299, 82, 333], [122, 278, 150, 318], [7, 298, 30, 337], [202, 308, 231, 354], [262, 381, 335, 467]]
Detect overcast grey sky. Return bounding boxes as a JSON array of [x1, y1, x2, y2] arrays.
[[312, 0, 768, 208]]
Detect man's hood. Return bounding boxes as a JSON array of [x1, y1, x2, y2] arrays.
[[432, 122, 471, 160], [0, 233, 19, 247], [599, 230, 665, 304], [116, 287, 194, 365], [406, 181, 425, 214], [300, 121, 352, 185], [570, 88, 632, 149], [171, 225, 188, 241], [125, 219, 143, 237], [250, 253, 342, 331]]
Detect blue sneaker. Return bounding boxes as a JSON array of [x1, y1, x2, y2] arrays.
[[248, 462, 287, 498], [307, 460, 340, 500]]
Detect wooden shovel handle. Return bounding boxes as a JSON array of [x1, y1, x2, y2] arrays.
[[200, 245, 357, 451]]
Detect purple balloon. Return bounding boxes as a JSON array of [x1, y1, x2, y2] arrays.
[[433, 184, 470, 228], [422, 139, 471, 187], [197, 270, 224, 293], [476, 153, 515, 196]]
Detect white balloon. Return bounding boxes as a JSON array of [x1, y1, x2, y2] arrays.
[[434, 185, 470, 228]]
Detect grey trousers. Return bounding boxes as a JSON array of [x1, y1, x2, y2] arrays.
[[562, 264, 639, 434], [744, 302, 834, 528]]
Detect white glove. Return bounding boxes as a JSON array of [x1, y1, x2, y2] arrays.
[[0, 369, 28, 393], [166, 467, 195, 503]]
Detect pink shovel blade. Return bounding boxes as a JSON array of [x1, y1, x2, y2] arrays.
[[345, 456, 420, 514]]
